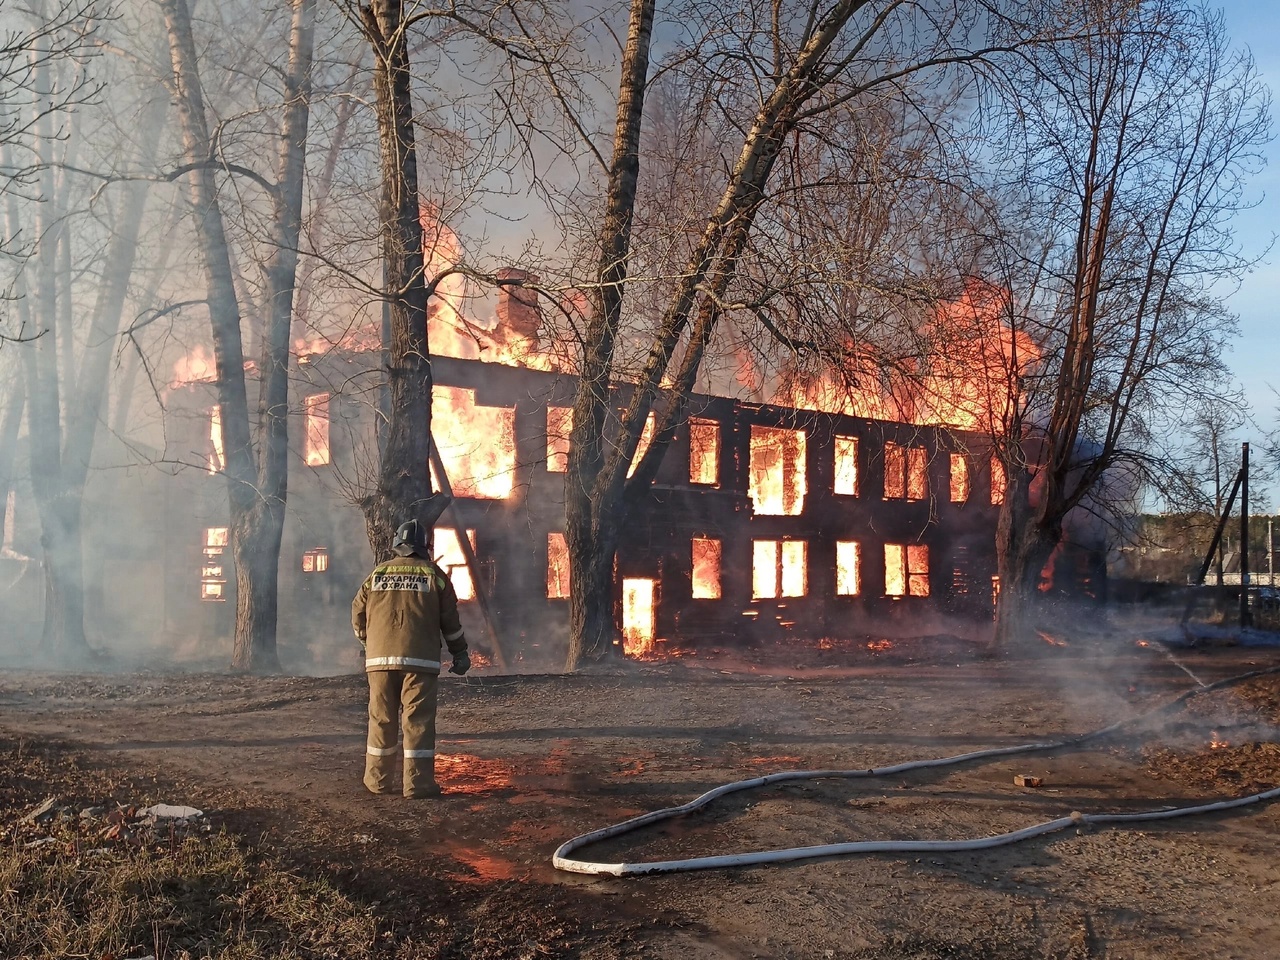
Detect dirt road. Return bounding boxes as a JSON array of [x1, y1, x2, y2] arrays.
[[2, 634, 1279, 959]]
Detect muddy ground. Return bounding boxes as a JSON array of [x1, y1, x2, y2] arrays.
[[2, 624, 1279, 959]]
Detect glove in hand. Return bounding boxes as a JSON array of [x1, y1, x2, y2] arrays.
[[449, 650, 471, 676]]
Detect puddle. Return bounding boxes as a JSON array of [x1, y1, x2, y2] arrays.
[[441, 837, 522, 883]]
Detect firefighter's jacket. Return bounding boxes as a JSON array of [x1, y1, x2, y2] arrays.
[[352, 552, 467, 674]]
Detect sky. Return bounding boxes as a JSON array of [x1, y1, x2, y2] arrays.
[[1217, 1, 1280, 436]]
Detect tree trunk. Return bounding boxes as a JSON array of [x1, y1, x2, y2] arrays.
[[162, 0, 278, 672], [228, 0, 315, 672], [0, 378, 23, 551], [19, 54, 89, 657], [993, 462, 1059, 653], [563, 0, 656, 670], [358, 0, 439, 562]]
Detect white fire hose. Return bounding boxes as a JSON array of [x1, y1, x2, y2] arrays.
[[552, 665, 1280, 876]]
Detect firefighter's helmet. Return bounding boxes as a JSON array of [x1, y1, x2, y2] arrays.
[[393, 519, 426, 554]]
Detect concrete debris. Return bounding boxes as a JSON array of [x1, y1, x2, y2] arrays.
[[139, 803, 203, 819], [1013, 774, 1044, 788]]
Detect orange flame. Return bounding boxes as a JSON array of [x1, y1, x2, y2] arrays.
[[431, 386, 516, 499], [1036, 630, 1068, 647], [747, 279, 1040, 432], [748, 426, 806, 515], [172, 344, 217, 387], [621, 578, 657, 657], [691, 538, 722, 599]]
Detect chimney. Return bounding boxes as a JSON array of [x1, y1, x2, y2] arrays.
[[495, 268, 540, 345]]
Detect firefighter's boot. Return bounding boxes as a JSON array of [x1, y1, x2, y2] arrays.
[[402, 671, 441, 798], [364, 670, 402, 794]]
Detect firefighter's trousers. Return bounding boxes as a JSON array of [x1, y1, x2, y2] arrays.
[[364, 669, 439, 798]]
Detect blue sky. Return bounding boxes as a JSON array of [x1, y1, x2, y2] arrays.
[[1217, 1, 1279, 434]]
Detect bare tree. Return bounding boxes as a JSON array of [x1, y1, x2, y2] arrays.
[[344, 0, 443, 561], [159, 0, 316, 671], [0, 1, 142, 655], [983, 0, 1270, 649], [560, 0, 1061, 668]]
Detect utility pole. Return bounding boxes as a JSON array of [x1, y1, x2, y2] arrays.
[[1268, 516, 1274, 586], [1240, 442, 1251, 628]]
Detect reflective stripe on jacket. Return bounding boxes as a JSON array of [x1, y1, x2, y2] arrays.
[[352, 553, 467, 673]]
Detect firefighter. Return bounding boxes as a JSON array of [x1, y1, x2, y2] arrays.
[[352, 519, 470, 798]]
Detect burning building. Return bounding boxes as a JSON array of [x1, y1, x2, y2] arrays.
[[143, 308, 1098, 669], [45, 272, 1098, 668]]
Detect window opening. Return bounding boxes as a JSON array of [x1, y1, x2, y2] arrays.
[[752, 539, 808, 599], [949, 453, 969, 503], [547, 532, 570, 599], [546, 406, 572, 473], [626, 413, 656, 479], [885, 543, 930, 597], [621, 578, 657, 657], [884, 442, 927, 501], [304, 393, 330, 466], [208, 405, 224, 474], [434, 528, 477, 600], [691, 537, 721, 599], [834, 435, 859, 496], [748, 426, 806, 515], [302, 547, 330, 573], [432, 385, 516, 498], [836, 541, 861, 595], [201, 527, 228, 602], [689, 418, 720, 486], [990, 457, 1007, 505]]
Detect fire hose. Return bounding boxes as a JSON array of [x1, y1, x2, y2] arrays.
[[552, 664, 1280, 876]]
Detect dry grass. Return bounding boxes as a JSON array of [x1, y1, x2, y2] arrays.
[[0, 824, 446, 959], [0, 738, 601, 960]]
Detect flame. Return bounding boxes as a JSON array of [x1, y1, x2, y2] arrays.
[[434, 527, 476, 601], [748, 426, 806, 515], [836, 540, 861, 595], [303, 393, 330, 466], [621, 578, 657, 657], [546, 532, 570, 598], [172, 344, 217, 387], [1036, 630, 1068, 647], [1209, 731, 1230, 750], [1136, 639, 1151, 648], [431, 385, 516, 499], [866, 639, 893, 652], [749, 280, 1040, 431], [294, 322, 382, 360], [689, 419, 720, 485], [691, 538, 722, 599]]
